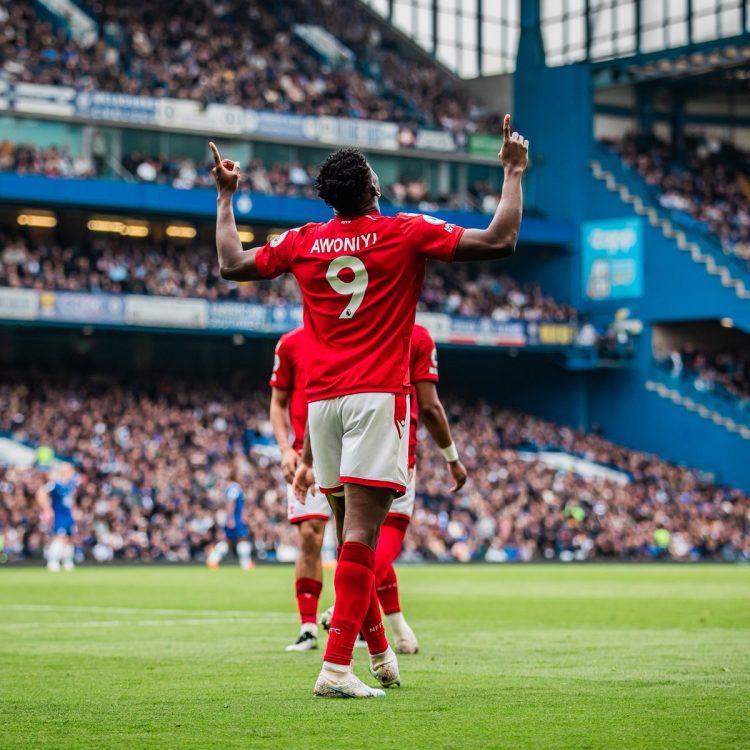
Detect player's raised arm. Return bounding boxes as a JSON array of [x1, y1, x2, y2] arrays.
[[210, 142, 265, 281], [415, 381, 467, 492], [454, 114, 529, 262]]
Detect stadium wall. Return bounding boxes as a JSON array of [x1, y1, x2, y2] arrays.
[[511, 28, 749, 490], [586, 341, 750, 491], [438, 346, 589, 429]]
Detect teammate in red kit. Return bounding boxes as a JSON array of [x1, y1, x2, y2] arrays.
[[269, 326, 333, 652], [211, 114, 528, 698], [376, 322, 466, 651]]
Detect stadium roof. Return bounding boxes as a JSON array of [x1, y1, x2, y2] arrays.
[[360, 0, 749, 79]]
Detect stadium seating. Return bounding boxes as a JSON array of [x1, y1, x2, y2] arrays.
[[0, 232, 578, 321], [655, 346, 750, 403], [1, 372, 747, 564], [0, 140, 502, 212], [607, 132, 750, 271], [1, 0, 499, 134]]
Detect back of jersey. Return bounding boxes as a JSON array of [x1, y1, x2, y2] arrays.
[[255, 211, 463, 402]]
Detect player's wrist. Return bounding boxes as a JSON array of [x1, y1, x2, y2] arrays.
[[441, 442, 459, 463], [503, 164, 525, 177]]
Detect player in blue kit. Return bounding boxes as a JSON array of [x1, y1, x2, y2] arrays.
[[206, 474, 254, 570], [36, 462, 79, 572]]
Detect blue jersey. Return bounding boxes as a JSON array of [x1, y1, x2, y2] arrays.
[[49, 478, 77, 516], [224, 482, 248, 540], [225, 482, 244, 522], [48, 475, 78, 534]]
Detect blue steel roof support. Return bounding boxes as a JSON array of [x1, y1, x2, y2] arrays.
[[477, 0, 483, 76], [431, 0, 438, 56], [635, 0, 642, 56]]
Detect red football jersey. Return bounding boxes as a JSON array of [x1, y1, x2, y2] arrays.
[[408, 323, 439, 468], [269, 327, 309, 453], [255, 212, 463, 402]]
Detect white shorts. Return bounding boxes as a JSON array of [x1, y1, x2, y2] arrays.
[[308, 392, 410, 496], [388, 468, 415, 519], [286, 483, 332, 524]]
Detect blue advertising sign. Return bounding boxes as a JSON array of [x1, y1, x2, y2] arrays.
[[581, 217, 643, 301], [0, 287, 590, 351], [38, 291, 125, 324]]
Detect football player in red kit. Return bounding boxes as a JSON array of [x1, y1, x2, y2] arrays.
[[376, 323, 466, 652], [269, 326, 333, 652], [211, 114, 528, 697]]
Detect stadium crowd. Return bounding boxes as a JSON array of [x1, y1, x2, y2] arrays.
[[612, 132, 750, 267], [1, 0, 499, 135], [1, 373, 748, 565], [657, 345, 750, 403], [0, 140, 502, 212], [0, 140, 97, 178], [0, 232, 577, 322]]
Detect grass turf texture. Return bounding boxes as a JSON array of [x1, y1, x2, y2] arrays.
[[1, 565, 748, 749]]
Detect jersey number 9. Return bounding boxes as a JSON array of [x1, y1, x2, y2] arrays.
[[326, 256, 369, 320]]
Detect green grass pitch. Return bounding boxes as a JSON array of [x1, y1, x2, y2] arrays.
[[1, 564, 749, 749]]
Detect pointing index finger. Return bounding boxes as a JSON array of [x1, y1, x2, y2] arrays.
[[503, 114, 511, 141], [209, 141, 222, 167]]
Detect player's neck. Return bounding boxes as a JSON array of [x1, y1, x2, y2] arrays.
[[334, 200, 380, 220]]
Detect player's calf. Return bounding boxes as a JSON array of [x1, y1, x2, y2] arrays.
[[236, 539, 254, 570], [206, 540, 228, 569], [286, 577, 322, 651], [62, 540, 75, 571], [287, 517, 325, 651], [375, 519, 419, 654], [46, 536, 65, 572]]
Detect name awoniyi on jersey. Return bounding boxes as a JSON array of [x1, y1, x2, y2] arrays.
[[255, 212, 463, 403]]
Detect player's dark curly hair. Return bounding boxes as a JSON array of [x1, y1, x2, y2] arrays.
[[315, 148, 373, 215]]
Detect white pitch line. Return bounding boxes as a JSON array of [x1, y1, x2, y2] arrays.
[[4, 604, 292, 618], [0, 616, 294, 630]]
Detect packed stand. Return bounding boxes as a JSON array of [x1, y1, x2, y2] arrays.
[[0, 140, 97, 178], [1, 373, 747, 565], [1, 0, 499, 135], [0, 233, 578, 322], [421, 265, 579, 322], [611, 132, 750, 268], [1, 140, 498, 212], [407, 401, 749, 563], [656, 345, 750, 404]]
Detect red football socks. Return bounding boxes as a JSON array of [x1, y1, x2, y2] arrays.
[[295, 577, 323, 625], [361, 578, 389, 655], [375, 516, 408, 614], [323, 541, 376, 665]]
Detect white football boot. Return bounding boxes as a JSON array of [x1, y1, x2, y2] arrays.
[[369, 646, 401, 688], [386, 612, 419, 654], [285, 623, 318, 652], [319, 606, 334, 631], [314, 664, 386, 699]]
